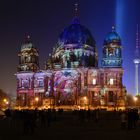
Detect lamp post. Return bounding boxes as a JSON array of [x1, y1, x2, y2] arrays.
[[133, 96, 138, 107], [35, 97, 39, 108], [3, 98, 9, 109], [83, 96, 87, 109]]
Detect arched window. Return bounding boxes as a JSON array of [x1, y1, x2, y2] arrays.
[[92, 78, 96, 85], [109, 78, 114, 85]]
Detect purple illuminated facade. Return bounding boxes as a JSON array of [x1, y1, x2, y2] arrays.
[[16, 18, 126, 109]]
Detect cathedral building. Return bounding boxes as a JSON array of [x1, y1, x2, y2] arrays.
[[16, 16, 126, 109]]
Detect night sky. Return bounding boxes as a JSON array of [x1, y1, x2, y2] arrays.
[[0, 0, 140, 97]]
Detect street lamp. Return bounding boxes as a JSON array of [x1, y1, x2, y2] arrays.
[[35, 97, 39, 107], [6, 101, 9, 105], [3, 98, 7, 103], [84, 96, 87, 100], [133, 96, 138, 107], [35, 97, 39, 102], [3, 98, 9, 108], [83, 96, 87, 109]]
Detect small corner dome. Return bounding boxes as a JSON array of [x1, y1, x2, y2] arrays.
[[58, 18, 96, 47], [21, 35, 34, 50], [104, 26, 121, 45]]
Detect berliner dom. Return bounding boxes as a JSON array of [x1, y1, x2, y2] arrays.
[[16, 13, 126, 110]]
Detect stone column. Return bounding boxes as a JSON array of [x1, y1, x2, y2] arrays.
[[106, 91, 108, 106]]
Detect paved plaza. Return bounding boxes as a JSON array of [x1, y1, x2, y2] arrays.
[[0, 110, 140, 140]]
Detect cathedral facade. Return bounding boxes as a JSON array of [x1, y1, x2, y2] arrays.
[[16, 17, 126, 109]]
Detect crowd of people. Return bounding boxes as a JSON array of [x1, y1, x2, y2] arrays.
[[0, 107, 140, 135], [120, 108, 139, 130]]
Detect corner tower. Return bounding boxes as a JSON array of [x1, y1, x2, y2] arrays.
[[16, 36, 39, 107], [102, 26, 122, 67], [18, 35, 39, 72], [100, 27, 126, 108]]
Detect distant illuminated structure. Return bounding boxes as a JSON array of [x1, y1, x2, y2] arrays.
[[16, 4, 126, 109], [133, 24, 140, 96]]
